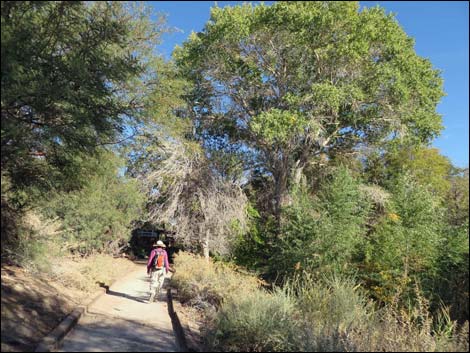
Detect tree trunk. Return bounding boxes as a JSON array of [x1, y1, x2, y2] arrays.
[[293, 159, 305, 186]]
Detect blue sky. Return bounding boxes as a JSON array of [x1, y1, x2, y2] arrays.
[[149, 1, 469, 167]]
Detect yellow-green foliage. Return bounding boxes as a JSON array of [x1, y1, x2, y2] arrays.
[[13, 211, 137, 292], [4, 210, 137, 293], [250, 109, 310, 146], [173, 252, 469, 352]]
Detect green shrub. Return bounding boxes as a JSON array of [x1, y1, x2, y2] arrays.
[[364, 174, 445, 305], [206, 289, 300, 352], [271, 166, 371, 281], [433, 222, 469, 323], [40, 152, 145, 255], [173, 251, 469, 352]]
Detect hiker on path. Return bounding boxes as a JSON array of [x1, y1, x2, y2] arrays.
[[146, 240, 170, 303]]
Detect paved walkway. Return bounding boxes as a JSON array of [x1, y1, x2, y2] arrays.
[[59, 267, 178, 352]]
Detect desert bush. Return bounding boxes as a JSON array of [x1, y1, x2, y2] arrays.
[[1, 211, 63, 273], [206, 288, 301, 352], [289, 274, 376, 351], [173, 252, 469, 352], [292, 275, 468, 352], [294, 275, 374, 332], [171, 252, 259, 310]]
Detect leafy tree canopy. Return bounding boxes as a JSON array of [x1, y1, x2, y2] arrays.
[[175, 1, 445, 223], [1, 1, 164, 194]]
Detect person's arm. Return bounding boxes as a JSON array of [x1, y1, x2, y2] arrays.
[[147, 249, 155, 274], [164, 250, 170, 273]]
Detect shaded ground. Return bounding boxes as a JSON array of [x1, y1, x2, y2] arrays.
[[58, 314, 176, 352], [59, 267, 178, 352], [1, 257, 138, 352], [1, 265, 82, 352]]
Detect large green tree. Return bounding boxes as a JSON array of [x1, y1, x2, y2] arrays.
[[175, 1, 444, 227], [1, 1, 163, 194]]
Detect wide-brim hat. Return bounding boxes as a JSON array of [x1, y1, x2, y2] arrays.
[[154, 240, 166, 248]]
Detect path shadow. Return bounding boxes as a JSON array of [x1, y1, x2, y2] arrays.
[[139, 275, 151, 283], [105, 290, 148, 304], [101, 273, 172, 304]]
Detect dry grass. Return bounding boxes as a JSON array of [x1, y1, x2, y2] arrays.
[[47, 254, 137, 294], [172, 252, 259, 309], [7, 211, 137, 294], [172, 253, 469, 352], [291, 276, 469, 352], [1, 250, 137, 352]]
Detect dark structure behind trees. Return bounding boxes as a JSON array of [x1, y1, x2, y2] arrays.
[[128, 226, 178, 263]]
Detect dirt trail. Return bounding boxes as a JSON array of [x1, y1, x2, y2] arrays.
[[59, 266, 178, 352]]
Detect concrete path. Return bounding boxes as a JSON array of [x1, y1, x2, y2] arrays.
[[59, 267, 178, 352]]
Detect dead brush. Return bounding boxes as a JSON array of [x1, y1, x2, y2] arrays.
[[172, 252, 259, 309], [344, 284, 469, 352], [48, 254, 136, 293]]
